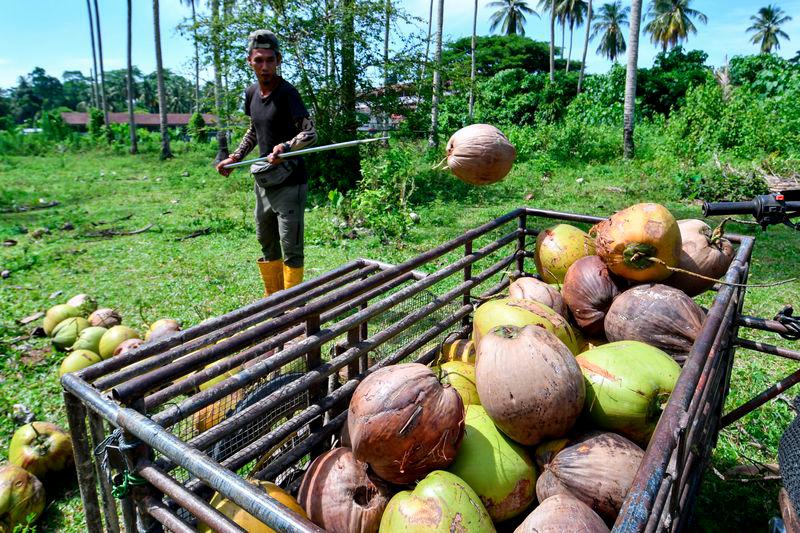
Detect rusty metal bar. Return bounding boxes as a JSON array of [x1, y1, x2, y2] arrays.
[[145, 270, 418, 410], [62, 391, 104, 533], [735, 338, 800, 362], [463, 240, 473, 329], [614, 235, 755, 531], [517, 212, 527, 274], [256, 410, 349, 482], [86, 411, 121, 533], [736, 315, 794, 336], [721, 367, 800, 428], [136, 461, 246, 533], [94, 263, 381, 391], [107, 210, 521, 399], [142, 496, 195, 533], [160, 248, 514, 459], [149, 233, 519, 430], [523, 207, 605, 225], [359, 258, 428, 280], [211, 305, 473, 475], [79, 260, 365, 383], [61, 374, 323, 533]]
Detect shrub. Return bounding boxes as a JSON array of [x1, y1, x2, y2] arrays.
[[673, 162, 769, 202], [187, 112, 207, 143]]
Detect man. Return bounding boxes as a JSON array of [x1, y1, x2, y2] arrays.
[[216, 30, 317, 296]]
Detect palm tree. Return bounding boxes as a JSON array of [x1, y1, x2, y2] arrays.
[[623, 0, 642, 159], [210, 0, 228, 162], [538, 0, 557, 79], [560, 0, 588, 71], [383, 0, 391, 136], [644, 0, 707, 52], [469, 0, 478, 122], [92, 0, 109, 126], [85, 0, 100, 109], [591, 1, 629, 62], [488, 0, 538, 36], [429, 0, 444, 147], [747, 5, 792, 53], [126, 0, 137, 154], [180, 0, 201, 112], [153, 0, 173, 159], [577, 0, 593, 92]]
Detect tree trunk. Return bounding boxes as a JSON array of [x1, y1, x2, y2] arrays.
[[341, 0, 361, 188], [127, 0, 137, 154], [468, 0, 477, 122], [577, 0, 592, 92], [561, 20, 565, 58], [623, 0, 642, 159], [153, 0, 172, 159], [419, 0, 434, 94], [549, 0, 556, 81], [566, 20, 574, 72], [210, 0, 228, 162], [428, 0, 445, 148], [85, 0, 99, 109], [93, 0, 109, 125], [383, 0, 391, 135], [191, 0, 200, 113]]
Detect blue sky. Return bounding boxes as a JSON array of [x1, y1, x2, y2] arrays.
[[1, 0, 799, 90]]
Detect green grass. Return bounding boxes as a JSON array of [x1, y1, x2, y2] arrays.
[[1, 146, 798, 531]]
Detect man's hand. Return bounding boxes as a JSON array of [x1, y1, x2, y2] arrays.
[[216, 157, 238, 177], [267, 143, 289, 165]]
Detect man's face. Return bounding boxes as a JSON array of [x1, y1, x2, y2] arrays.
[[248, 48, 280, 84]]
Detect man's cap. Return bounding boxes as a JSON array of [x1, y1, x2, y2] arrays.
[[248, 30, 280, 54]]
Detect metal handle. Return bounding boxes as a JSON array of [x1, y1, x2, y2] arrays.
[[223, 137, 389, 169]]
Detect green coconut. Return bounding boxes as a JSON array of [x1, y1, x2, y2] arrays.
[[52, 317, 91, 351], [43, 304, 81, 336], [534, 224, 595, 283], [70, 326, 107, 353], [380, 470, 495, 533], [447, 405, 537, 522], [576, 340, 681, 446], [473, 298, 582, 354], [0, 464, 45, 532], [60, 350, 103, 377], [435, 361, 480, 406], [98, 326, 140, 359]]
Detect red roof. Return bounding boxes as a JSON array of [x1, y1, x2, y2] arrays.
[[61, 112, 217, 126]]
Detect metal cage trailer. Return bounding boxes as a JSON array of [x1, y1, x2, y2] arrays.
[[60, 207, 800, 533]]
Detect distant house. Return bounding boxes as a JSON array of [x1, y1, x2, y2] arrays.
[[61, 112, 217, 131]]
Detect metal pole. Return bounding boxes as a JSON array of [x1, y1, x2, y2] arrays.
[[87, 412, 121, 533], [63, 391, 104, 533], [223, 137, 389, 169]]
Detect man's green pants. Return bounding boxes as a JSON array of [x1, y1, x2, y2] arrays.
[[254, 182, 307, 268]]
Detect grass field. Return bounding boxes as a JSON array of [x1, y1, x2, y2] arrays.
[[1, 146, 799, 531]]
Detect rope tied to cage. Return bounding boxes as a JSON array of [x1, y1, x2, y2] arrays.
[[775, 305, 800, 341], [111, 471, 148, 499], [94, 428, 148, 499]]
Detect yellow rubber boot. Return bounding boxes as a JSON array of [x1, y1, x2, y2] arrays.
[[257, 259, 284, 296], [283, 265, 304, 290]]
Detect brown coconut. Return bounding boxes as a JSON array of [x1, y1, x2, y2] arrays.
[[535, 432, 644, 525], [445, 124, 516, 186], [562, 256, 623, 336], [476, 325, 585, 446], [88, 308, 122, 328], [347, 363, 465, 485], [665, 219, 735, 296], [113, 338, 144, 356], [298, 447, 392, 533], [515, 494, 609, 533], [604, 283, 706, 365], [509, 277, 568, 318]]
